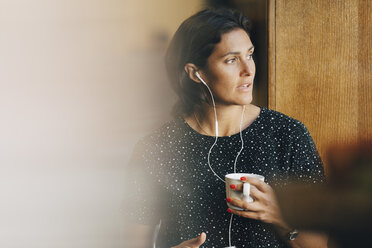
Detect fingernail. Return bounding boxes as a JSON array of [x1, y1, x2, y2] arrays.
[[226, 198, 231, 203], [240, 176, 246, 181], [227, 208, 232, 213], [230, 184, 236, 189]]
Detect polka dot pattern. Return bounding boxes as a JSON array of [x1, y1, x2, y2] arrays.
[[126, 108, 325, 247]]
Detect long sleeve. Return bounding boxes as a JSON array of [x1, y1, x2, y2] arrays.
[[124, 141, 164, 226]]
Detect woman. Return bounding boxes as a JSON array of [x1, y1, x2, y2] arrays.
[[126, 8, 327, 248]]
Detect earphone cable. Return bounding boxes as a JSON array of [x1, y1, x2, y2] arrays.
[[229, 213, 234, 247], [234, 105, 246, 173], [197, 74, 246, 247]]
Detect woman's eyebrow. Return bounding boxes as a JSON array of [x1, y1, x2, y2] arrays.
[[221, 46, 255, 58]]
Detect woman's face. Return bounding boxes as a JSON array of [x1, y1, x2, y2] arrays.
[[201, 28, 255, 106]]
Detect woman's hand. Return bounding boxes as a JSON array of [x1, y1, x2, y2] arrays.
[[227, 177, 289, 230], [171, 232, 206, 248]]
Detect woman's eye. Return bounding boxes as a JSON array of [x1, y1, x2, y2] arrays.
[[226, 58, 236, 64], [247, 54, 253, 60]]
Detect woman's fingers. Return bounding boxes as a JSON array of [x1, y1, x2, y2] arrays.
[[227, 180, 288, 227], [172, 232, 207, 248], [229, 177, 270, 193], [228, 208, 262, 220], [241, 177, 270, 193], [229, 198, 260, 211], [249, 185, 266, 201], [188, 232, 206, 246], [230, 183, 243, 191]]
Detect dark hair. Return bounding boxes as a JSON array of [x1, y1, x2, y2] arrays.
[[165, 8, 252, 117]]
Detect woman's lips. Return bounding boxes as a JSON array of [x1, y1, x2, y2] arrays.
[[237, 83, 252, 92]]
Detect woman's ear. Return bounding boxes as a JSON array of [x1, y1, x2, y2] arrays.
[[184, 63, 203, 83]]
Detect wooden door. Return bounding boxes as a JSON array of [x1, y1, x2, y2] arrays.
[[268, 0, 372, 172]]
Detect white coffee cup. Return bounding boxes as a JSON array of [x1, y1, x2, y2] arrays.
[[225, 173, 265, 210]]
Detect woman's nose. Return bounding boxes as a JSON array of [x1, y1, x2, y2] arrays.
[[240, 60, 253, 76]]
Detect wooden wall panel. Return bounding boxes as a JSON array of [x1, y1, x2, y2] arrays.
[[358, 0, 372, 141], [269, 0, 372, 172]]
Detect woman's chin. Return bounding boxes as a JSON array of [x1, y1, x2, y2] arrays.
[[218, 94, 253, 107], [238, 95, 253, 105]]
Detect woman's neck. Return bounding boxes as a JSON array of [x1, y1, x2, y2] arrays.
[[186, 104, 260, 137]]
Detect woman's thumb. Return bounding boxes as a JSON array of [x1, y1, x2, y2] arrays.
[[194, 232, 206, 246]]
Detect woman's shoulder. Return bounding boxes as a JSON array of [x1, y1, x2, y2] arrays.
[[135, 116, 187, 150], [259, 107, 309, 136]]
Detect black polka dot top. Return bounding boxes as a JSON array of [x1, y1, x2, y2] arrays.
[[126, 107, 325, 248]]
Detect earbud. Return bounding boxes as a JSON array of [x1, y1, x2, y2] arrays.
[[195, 71, 208, 86]]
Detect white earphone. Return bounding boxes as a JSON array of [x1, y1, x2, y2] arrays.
[[194, 70, 218, 137], [193, 70, 245, 248], [195, 71, 207, 86]]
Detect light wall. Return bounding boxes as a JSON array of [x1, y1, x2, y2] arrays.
[[0, 0, 202, 247]]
